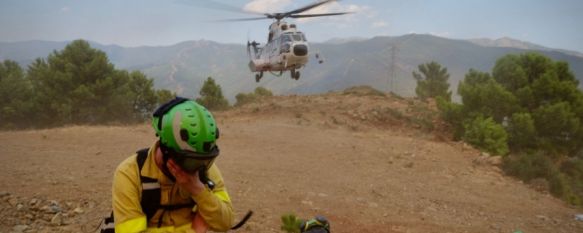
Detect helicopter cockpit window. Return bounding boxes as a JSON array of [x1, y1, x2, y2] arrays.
[[281, 35, 292, 44], [292, 33, 304, 41], [292, 34, 303, 41], [300, 33, 307, 41]]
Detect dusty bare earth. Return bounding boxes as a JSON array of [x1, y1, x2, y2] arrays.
[[1, 88, 582, 233]]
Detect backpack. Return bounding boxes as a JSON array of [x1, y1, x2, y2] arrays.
[[100, 148, 196, 232]]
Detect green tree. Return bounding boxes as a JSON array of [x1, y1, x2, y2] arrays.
[[0, 60, 33, 129], [533, 102, 580, 154], [507, 112, 537, 151], [457, 69, 519, 123], [25, 39, 171, 127], [439, 52, 583, 205], [27, 40, 118, 125], [125, 71, 159, 121], [196, 77, 229, 110], [156, 89, 176, 105], [413, 61, 452, 101], [462, 116, 509, 155]]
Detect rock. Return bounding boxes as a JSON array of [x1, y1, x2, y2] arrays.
[[85, 201, 96, 209], [462, 143, 472, 151], [536, 215, 549, 221], [40, 205, 50, 212], [8, 197, 19, 207], [50, 213, 63, 226], [0, 191, 9, 197], [29, 198, 39, 206], [46, 201, 62, 213], [16, 203, 25, 211], [12, 224, 29, 233], [73, 207, 84, 214], [25, 214, 34, 219], [487, 156, 502, 166]]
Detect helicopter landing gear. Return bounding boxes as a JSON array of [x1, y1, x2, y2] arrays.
[[255, 72, 263, 83], [290, 69, 300, 80]]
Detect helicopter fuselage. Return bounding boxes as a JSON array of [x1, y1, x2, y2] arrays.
[[248, 21, 309, 74]]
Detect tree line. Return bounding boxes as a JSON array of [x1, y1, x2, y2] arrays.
[[0, 39, 276, 129], [0, 40, 174, 129], [414, 53, 583, 205]]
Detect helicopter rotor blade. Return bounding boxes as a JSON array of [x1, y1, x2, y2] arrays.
[[282, 0, 338, 18], [177, 0, 265, 16], [209, 16, 271, 22], [288, 12, 352, 18]]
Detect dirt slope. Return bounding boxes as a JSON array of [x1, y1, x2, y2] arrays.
[[1, 89, 582, 233]]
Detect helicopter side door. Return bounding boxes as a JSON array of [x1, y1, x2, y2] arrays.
[[269, 37, 281, 66]]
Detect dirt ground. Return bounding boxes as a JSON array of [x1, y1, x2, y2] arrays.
[[1, 90, 582, 233]]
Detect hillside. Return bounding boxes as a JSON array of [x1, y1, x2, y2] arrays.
[[1, 90, 582, 233], [2, 35, 583, 101]]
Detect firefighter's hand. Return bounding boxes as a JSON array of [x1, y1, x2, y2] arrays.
[[192, 212, 209, 233], [167, 159, 205, 195]]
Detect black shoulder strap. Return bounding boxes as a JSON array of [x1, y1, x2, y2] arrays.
[[136, 148, 149, 171], [136, 148, 161, 221]]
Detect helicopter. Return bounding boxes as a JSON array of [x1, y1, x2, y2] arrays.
[[221, 0, 352, 82]]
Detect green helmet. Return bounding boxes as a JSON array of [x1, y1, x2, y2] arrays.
[[152, 97, 219, 154]]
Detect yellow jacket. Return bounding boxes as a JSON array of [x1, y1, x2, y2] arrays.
[[112, 143, 234, 233]]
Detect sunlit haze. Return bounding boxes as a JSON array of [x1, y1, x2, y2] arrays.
[[0, 0, 582, 52]]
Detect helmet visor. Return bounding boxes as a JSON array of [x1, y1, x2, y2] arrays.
[[168, 146, 220, 174]]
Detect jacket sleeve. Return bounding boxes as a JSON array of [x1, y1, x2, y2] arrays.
[[112, 155, 148, 233], [191, 164, 234, 231]]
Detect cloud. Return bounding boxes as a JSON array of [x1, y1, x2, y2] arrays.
[[243, 0, 292, 13], [61, 6, 71, 13], [372, 20, 388, 28]]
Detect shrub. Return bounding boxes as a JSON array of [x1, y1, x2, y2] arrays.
[[436, 96, 464, 138], [463, 116, 509, 155], [235, 87, 274, 107], [342, 85, 385, 96], [281, 213, 303, 233], [502, 152, 555, 182], [254, 86, 273, 97]]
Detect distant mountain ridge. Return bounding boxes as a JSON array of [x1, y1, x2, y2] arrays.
[[468, 37, 583, 58], [1, 35, 583, 101]]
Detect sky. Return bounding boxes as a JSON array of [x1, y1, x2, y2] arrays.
[[1, 0, 582, 52]]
